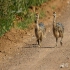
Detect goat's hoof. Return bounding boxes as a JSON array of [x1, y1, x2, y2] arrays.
[[60, 42, 63, 46], [38, 45, 41, 47]]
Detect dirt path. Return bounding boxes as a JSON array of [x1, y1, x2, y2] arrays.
[[0, 0, 70, 70]]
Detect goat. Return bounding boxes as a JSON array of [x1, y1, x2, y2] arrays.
[[53, 12, 64, 46], [34, 13, 46, 47]]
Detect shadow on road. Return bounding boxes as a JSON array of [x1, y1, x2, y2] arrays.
[[24, 43, 55, 48]]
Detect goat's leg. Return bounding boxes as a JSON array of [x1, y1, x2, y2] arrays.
[[37, 39, 39, 45], [39, 34, 43, 47], [56, 37, 58, 46], [43, 28, 46, 38], [37, 39, 40, 47], [40, 34, 42, 42], [60, 37, 63, 46]]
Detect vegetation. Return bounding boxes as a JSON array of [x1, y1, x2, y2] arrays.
[[0, 0, 50, 36]]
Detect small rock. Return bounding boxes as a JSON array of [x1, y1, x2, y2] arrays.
[[65, 63, 69, 67], [60, 63, 64, 68], [60, 63, 69, 68], [18, 53, 19, 55]]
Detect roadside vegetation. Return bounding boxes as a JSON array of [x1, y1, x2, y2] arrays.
[[0, 0, 51, 36]]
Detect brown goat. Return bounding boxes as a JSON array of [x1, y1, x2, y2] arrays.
[[34, 13, 46, 47], [53, 12, 64, 46]]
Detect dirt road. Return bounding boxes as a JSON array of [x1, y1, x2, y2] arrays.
[[0, 0, 70, 70]]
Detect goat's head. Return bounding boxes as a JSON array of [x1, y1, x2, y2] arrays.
[[35, 12, 39, 20], [34, 12, 39, 23], [53, 12, 56, 17]]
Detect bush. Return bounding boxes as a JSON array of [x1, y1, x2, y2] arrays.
[[0, 0, 50, 37]]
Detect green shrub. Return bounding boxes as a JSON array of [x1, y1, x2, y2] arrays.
[[0, 18, 13, 36], [0, 0, 51, 37]]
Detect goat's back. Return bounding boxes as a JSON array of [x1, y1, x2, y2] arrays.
[[53, 22, 64, 37], [35, 22, 46, 38], [56, 22, 64, 33], [39, 22, 46, 32]]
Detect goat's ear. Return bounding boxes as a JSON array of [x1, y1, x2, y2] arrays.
[[53, 12, 56, 14], [35, 12, 38, 14], [35, 20, 37, 23], [53, 12, 55, 13], [35, 12, 39, 17]]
